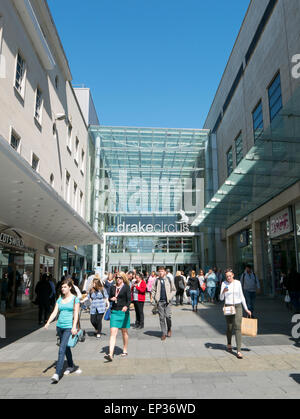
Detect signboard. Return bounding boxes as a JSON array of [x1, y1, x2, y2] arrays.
[[117, 221, 189, 234], [238, 230, 249, 248], [269, 208, 293, 239]]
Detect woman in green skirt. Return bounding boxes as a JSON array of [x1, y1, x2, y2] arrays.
[[104, 272, 131, 362]]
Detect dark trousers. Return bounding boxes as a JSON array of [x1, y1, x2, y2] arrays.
[[90, 313, 104, 334], [176, 289, 184, 305], [38, 302, 50, 323], [56, 327, 74, 376], [133, 301, 144, 326]]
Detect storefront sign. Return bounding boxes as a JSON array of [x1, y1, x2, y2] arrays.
[[117, 221, 190, 234], [238, 230, 249, 248], [0, 232, 25, 249], [270, 208, 293, 238]]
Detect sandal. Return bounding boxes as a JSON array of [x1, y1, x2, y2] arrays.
[[121, 352, 128, 358], [226, 345, 233, 353], [237, 352, 243, 359], [104, 354, 113, 362]]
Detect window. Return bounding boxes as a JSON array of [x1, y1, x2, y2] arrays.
[[235, 133, 243, 166], [10, 129, 20, 152], [252, 101, 264, 142], [268, 72, 282, 122], [67, 123, 72, 152], [81, 149, 85, 173], [34, 87, 43, 124], [227, 147, 233, 177], [74, 137, 79, 164], [31, 154, 39, 172], [15, 52, 26, 96], [50, 173, 54, 187], [65, 171, 70, 204], [55, 75, 59, 90], [73, 182, 78, 211], [80, 191, 84, 217]]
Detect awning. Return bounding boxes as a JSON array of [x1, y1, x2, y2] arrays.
[[0, 135, 101, 246], [192, 84, 300, 229]]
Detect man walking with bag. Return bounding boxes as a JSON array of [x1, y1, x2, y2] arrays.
[[151, 266, 176, 341], [240, 264, 260, 317]]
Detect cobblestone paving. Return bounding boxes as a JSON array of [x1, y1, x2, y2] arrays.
[[0, 298, 300, 399]]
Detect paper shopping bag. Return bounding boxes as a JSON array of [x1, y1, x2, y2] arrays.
[[241, 317, 258, 337]]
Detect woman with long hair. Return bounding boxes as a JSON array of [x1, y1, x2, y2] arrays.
[[45, 279, 80, 383], [89, 278, 109, 338], [104, 272, 131, 362]]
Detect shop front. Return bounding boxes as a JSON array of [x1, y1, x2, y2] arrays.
[[59, 247, 86, 285], [0, 230, 36, 313]]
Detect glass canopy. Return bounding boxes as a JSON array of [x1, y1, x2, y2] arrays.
[[192, 84, 300, 229], [89, 126, 210, 217]]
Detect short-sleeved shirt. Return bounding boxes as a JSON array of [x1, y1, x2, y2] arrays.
[[57, 296, 80, 329], [89, 289, 108, 314]]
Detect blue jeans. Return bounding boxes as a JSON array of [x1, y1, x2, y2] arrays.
[[244, 290, 256, 314], [199, 289, 205, 303], [190, 290, 199, 308], [56, 327, 74, 376], [207, 287, 216, 300]]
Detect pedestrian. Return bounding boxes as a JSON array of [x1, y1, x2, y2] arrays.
[[89, 278, 109, 338], [240, 264, 261, 317], [197, 269, 206, 304], [35, 273, 52, 325], [131, 272, 147, 329], [151, 266, 176, 341], [104, 272, 131, 362], [48, 274, 56, 310], [205, 268, 218, 303], [284, 268, 300, 314], [187, 270, 201, 312], [82, 271, 95, 293], [104, 273, 115, 295], [147, 272, 157, 304], [45, 279, 81, 383], [174, 271, 185, 306], [220, 268, 251, 359]]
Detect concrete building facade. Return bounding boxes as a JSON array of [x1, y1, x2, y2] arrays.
[[193, 0, 300, 296]]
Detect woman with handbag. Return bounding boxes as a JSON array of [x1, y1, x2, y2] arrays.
[[220, 269, 251, 359], [45, 279, 80, 383], [104, 272, 131, 362], [187, 270, 201, 312]]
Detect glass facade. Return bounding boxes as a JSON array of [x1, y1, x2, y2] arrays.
[[88, 126, 214, 273]]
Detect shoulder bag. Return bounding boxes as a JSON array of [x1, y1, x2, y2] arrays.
[[223, 282, 236, 316], [67, 297, 85, 348]]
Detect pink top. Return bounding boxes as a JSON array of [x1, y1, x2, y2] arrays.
[[147, 276, 156, 292]]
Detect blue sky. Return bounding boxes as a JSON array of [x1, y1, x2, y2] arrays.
[[48, 0, 250, 128]]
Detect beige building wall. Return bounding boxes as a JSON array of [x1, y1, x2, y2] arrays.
[[0, 0, 88, 219]]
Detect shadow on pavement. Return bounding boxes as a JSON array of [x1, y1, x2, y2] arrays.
[[0, 307, 43, 349], [194, 297, 293, 338]]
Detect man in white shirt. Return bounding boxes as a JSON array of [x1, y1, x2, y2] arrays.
[[240, 264, 260, 317]]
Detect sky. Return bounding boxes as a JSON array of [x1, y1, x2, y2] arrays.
[[48, 0, 250, 129]]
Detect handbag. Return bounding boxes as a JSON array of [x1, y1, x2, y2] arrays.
[[223, 282, 236, 316], [67, 297, 85, 348], [284, 291, 291, 303], [186, 286, 190, 297], [104, 304, 112, 321], [241, 316, 258, 337]]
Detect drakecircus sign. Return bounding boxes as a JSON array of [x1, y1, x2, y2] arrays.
[[117, 221, 190, 233]]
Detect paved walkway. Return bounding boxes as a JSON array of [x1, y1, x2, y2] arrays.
[[0, 298, 300, 399]]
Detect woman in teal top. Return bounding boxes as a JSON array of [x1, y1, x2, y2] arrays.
[[45, 279, 80, 383]]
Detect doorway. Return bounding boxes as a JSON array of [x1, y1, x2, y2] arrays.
[[272, 233, 296, 294]]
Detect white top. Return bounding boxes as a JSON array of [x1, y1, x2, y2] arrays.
[[220, 280, 248, 311]]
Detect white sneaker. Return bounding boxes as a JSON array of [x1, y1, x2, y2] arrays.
[[51, 373, 59, 383], [75, 368, 82, 374], [96, 334, 101, 339], [64, 366, 77, 375]]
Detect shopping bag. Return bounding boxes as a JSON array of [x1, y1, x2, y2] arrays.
[[284, 291, 291, 303], [241, 317, 258, 337]]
